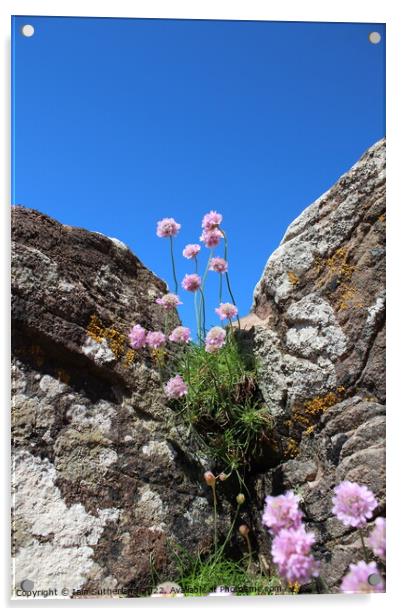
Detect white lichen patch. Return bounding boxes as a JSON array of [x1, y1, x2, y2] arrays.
[[367, 295, 385, 327], [81, 336, 116, 365], [183, 497, 213, 528], [141, 440, 176, 464], [285, 294, 347, 361], [98, 448, 118, 469], [253, 239, 314, 304], [109, 237, 129, 252], [12, 451, 119, 596], [136, 486, 167, 531], [65, 400, 116, 437], [39, 374, 68, 398], [58, 280, 76, 293]]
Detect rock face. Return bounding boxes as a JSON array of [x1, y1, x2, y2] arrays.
[[11, 207, 223, 597], [11, 137, 386, 596], [248, 138, 385, 589]]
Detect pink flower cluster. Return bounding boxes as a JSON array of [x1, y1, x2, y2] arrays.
[[199, 210, 224, 248], [181, 273, 201, 292], [209, 257, 228, 273], [129, 325, 167, 350], [156, 293, 182, 310], [169, 326, 191, 344], [200, 228, 223, 248], [262, 491, 303, 534], [202, 210, 222, 230], [128, 324, 147, 349], [332, 481, 378, 528], [205, 326, 226, 353], [215, 302, 238, 321], [262, 491, 319, 586], [182, 244, 201, 259], [272, 527, 319, 585], [340, 561, 384, 593], [156, 217, 181, 238], [164, 375, 188, 399], [146, 331, 166, 349], [367, 517, 386, 559]]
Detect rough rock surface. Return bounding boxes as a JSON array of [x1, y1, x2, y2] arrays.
[[11, 137, 386, 596], [248, 138, 386, 590], [11, 207, 226, 598]]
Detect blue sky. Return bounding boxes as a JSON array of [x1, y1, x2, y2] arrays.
[[12, 17, 385, 335]]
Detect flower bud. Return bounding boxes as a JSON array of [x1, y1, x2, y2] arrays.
[[236, 493, 245, 505], [204, 471, 216, 487], [239, 524, 249, 537], [218, 472, 229, 482]]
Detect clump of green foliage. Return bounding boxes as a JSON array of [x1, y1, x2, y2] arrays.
[[169, 542, 284, 597], [173, 331, 274, 473]]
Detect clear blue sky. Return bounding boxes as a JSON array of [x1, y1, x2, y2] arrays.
[[12, 17, 385, 335]]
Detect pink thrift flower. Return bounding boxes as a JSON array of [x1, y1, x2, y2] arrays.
[[183, 243, 201, 259], [340, 561, 384, 593], [271, 527, 315, 569], [262, 491, 303, 534], [285, 554, 320, 585], [146, 331, 166, 349], [367, 517, 386, 559], [200, 229, 223, 248], [271, 526, 318, 585], [128, 324, 147, 349], [181, 273, 201, 292], [209, 257, 228, 273], [215, 302, 238, 321], [156, 217, 181, 238], [164, 375, 188, 399], [202, 210, 223, 231], [332, 481, 378, 528], [205, 326, 226, 353], [156, 293, 182, 310], [169, 326, 191, 344]]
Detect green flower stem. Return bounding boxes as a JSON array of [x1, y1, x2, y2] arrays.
[[245, 533, 253, 570], [198, 249, 213, 337], [212, 484, 218, 554], [359, 528, 369, 562], [194, 255, 198, 274], [194, 291, 201, 343], [199, 288, 207, 338], [219, 273, 222, 304], [169, 236, 178, 294], [212, 503, 241, 563], [219, 228, 241, 330]]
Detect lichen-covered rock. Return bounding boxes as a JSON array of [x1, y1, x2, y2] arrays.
[[11, 207, 227, 598], [252, 139, 385, 425], [248, 139, 386, 591]]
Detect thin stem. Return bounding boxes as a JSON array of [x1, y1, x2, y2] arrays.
[[219, 228, 241, 330], [245, 534, 253, 570], [194, 291, 201, 343], [194, 255, 198, 274], [212, 504, 240, 563], [212, 484, 218, 554], [359, 528, 369, 562], [169, 236, 178, 294], [199, 287, 207, 338], [198, 249, 213, 338], [219, 273, 222, 304]]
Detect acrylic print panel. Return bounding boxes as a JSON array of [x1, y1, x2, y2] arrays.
[[11, 16, 386, 599]]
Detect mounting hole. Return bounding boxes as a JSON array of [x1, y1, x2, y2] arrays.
[[21, 24, 35, 38], [368, 32, 381, 44], [20, 579, 34, 591]]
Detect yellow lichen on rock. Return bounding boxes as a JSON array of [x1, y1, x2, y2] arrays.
[[287, 271, 299, 285], [87, 314, 132, 361]]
